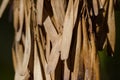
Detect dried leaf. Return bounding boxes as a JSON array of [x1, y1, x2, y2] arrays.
[[43, 16, 58, 44], [47, 37, 61, 73], [0, 0, 9, 18], [16, 0, 24, 42], [15, 44, 24, 69], [81, 16, 92, 80], [39, 27, 46, 50], [90, 33, 96, 66], [34, 41, 43, 80], [100, 0, 107, 8], [13, 0, 19, 32], [36, 27, 51, 80], [51, 0, 65, 32], [71, 20, 82, 80], [63, 60, 70, 80], [37, 0, 44, 25], [22, 7, 31, 75], [61, 0, 74, 60], [12, 48, 17, 72], [107, 0, 116, 54], [93, 55, 100, 80], [73, 0, 80, 24], [92, 0, 99, 16], [82, 16, 89, 53], [14, 69, 30, 80], [45, 35, 50, 62]]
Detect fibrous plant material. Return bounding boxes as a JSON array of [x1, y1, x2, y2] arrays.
[[0, 0, 116, 80]]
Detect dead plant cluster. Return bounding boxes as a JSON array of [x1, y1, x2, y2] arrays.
[[0, 0, 116, 80]]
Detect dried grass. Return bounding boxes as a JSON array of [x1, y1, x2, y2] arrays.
[[0, 0, 116, 80]]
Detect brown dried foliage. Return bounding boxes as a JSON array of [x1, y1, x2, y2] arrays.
[[0, 0, 116, 80]]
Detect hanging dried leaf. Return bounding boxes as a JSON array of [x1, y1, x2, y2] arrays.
[[63, 60, 70, 80], [21, 5, 31, 75], [0, 0, 116, 80], [61, 0, 74, 60], [0, 0, 9, 18], [92, 0, 99, 16], [71, 20, 82, 80], [51, 0, 65, 31], [47, 37, 61, 73], [37, 0, 44, 25], [43, 16, 58, 44], [16, 0, 24, 42], [107, 0, 116, 54], [34, 41, 43, 80]]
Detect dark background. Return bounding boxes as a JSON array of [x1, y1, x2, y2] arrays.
[[0, 2, 120, 80], [0, 3, 14, 80]]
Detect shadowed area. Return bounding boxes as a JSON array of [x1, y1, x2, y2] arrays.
[[0, 4, 14, 80], [99, 10, 120, 80]]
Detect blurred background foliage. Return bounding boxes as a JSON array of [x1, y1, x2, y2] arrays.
[[0, 1, 120, 80]]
